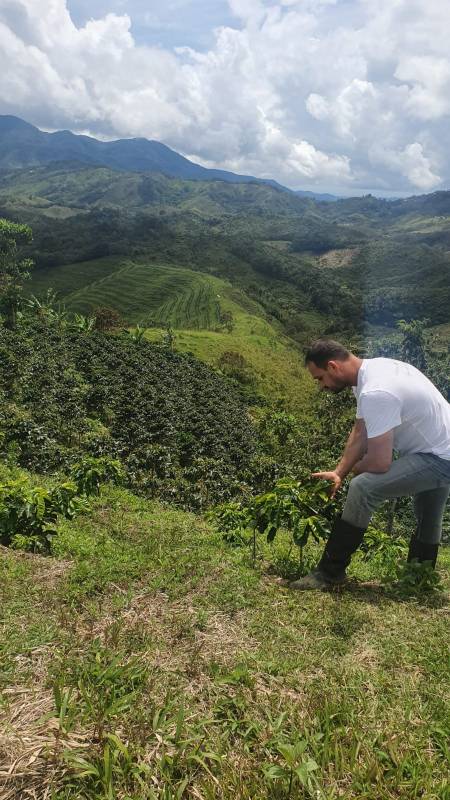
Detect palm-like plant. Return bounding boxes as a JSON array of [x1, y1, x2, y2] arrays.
[[126, 324, 148, 344], [72, 313, 96, 333], [27, 289, 68, 326]]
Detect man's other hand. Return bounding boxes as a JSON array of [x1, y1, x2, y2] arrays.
[[311, 470, 342, 498]]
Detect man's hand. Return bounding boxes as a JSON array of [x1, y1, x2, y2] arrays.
[[311, 470, 342, 498]]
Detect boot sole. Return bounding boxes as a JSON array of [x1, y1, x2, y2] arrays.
[[288, 576, 348, 591]]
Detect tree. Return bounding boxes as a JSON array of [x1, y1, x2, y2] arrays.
[[397, 318, 429, 371], [92, 306, 124, 333], [0, 219, 33, 329]]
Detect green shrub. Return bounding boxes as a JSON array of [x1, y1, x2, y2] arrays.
[[70, 455, 124, 497], [0, 478, 86, 552], [0, 316, 257, 509], [210, 478, 335, 572], [390, 559, 444, 595]]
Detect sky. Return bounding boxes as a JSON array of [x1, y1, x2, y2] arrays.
[[0, 0, 449, 195]]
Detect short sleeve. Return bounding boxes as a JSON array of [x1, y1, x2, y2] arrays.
[[358, 391, 402, 438], [352, 387, 363, 419]]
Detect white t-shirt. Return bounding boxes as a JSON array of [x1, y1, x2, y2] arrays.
[[352, 358, 450, 460]]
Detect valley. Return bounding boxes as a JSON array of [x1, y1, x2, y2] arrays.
[[0, 116, 449, 800]]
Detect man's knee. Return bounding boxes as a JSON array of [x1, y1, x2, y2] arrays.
[[347, 473, 377, 502], [342, 474, 383, 528]]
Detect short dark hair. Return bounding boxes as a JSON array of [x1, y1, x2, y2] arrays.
[[304, 339, 350, 368]]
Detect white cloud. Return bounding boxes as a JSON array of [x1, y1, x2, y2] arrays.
[[0, 0, 449, 191], [370, 141, 441, 192], [306, 93, 329, 121], [395, 56, 450, 120]]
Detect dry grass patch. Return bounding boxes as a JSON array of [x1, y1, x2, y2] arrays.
[[0, 546, 72, 584], [0, 686, 92, 800]]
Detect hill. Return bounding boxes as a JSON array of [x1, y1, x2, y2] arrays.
[[0, 162, 313, 217], [320, 191, 450, 248], [322, 191, 450, 221], [0, 115, 344, 200], [30, 258, 228, 328], [0, 115, 288, 190], [1, 159, 450, 343], [26, 256, 316, 413]]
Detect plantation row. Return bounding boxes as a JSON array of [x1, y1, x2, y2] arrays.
[[158, 278, 222, 330], [0, 314, 259, 509]]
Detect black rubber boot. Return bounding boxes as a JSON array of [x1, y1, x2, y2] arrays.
[[407, 537, 439, 568], [289, 517, 366, 591], [317, 516, 367, 579]]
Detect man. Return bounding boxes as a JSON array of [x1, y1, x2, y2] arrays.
[[290, 339, 450, 591]]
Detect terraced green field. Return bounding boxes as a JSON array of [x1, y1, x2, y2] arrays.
[[29, 257, 230, 328], [28, 256, 124, 297], [144, 301, 316, 414], [28, 256, 316, 411]]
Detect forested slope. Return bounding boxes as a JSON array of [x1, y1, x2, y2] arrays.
[[1, 162, 449, 337]]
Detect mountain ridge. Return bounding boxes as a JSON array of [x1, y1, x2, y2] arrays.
[[0, 115, 283, 190], [0, 114, 340, 201]]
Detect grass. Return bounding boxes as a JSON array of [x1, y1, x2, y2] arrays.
[[1, 483, 449, 799]]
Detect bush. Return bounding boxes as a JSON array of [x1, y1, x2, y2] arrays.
[[70, 456, 124, 497], [0, 478, 86, 552], [93, 307, 124, 332], [0, 315, 257, 509]]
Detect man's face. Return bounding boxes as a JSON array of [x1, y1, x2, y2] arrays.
[[307, 360, 349, 393]]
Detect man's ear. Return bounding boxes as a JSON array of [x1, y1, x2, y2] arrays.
[[327, 360, 339, 374]]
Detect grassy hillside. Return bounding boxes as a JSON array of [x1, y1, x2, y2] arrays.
[[5, 162, 450, 381], [145, 313, 315, 414], [29, 257, 238, 328], [27, 256, 317, 412], [1, 482, 449, 799], [2, 188, 450, 800], [4, 160, 449, 334]]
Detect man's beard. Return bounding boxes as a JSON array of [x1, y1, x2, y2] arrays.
[[327, 381, 347, 393]]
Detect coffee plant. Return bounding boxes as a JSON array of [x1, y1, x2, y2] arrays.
[[0, 478, 85, 552], [70, 456, 124, 497], [359, 526, 406, 577], [0, 313, 257, 509], [390, 559, 444, 595], [0, 457, 125, 552], [210, 478, 336, 569]]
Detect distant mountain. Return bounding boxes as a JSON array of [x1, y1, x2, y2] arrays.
[[0, 115, 292, 191], [324, 191, 450, 219], [295, 190, 340, 202], [0, 162, 315, 217]]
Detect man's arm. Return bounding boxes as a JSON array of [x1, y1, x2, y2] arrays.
[[352, 429, 393, 475], [312, 419, 367, 497], [335, 419, 368, 479]]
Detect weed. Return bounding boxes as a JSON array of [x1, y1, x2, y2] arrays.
[[263, 736, 319, 798], [52, 639, 148, 739], [388, 558, 444, 595], [63, 733, 152, 799]]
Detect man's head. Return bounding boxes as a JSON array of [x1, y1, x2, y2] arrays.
[[304, 339, 359, 392]]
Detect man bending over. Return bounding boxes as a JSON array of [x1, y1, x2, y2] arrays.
[[290, 339, 450, 591]]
